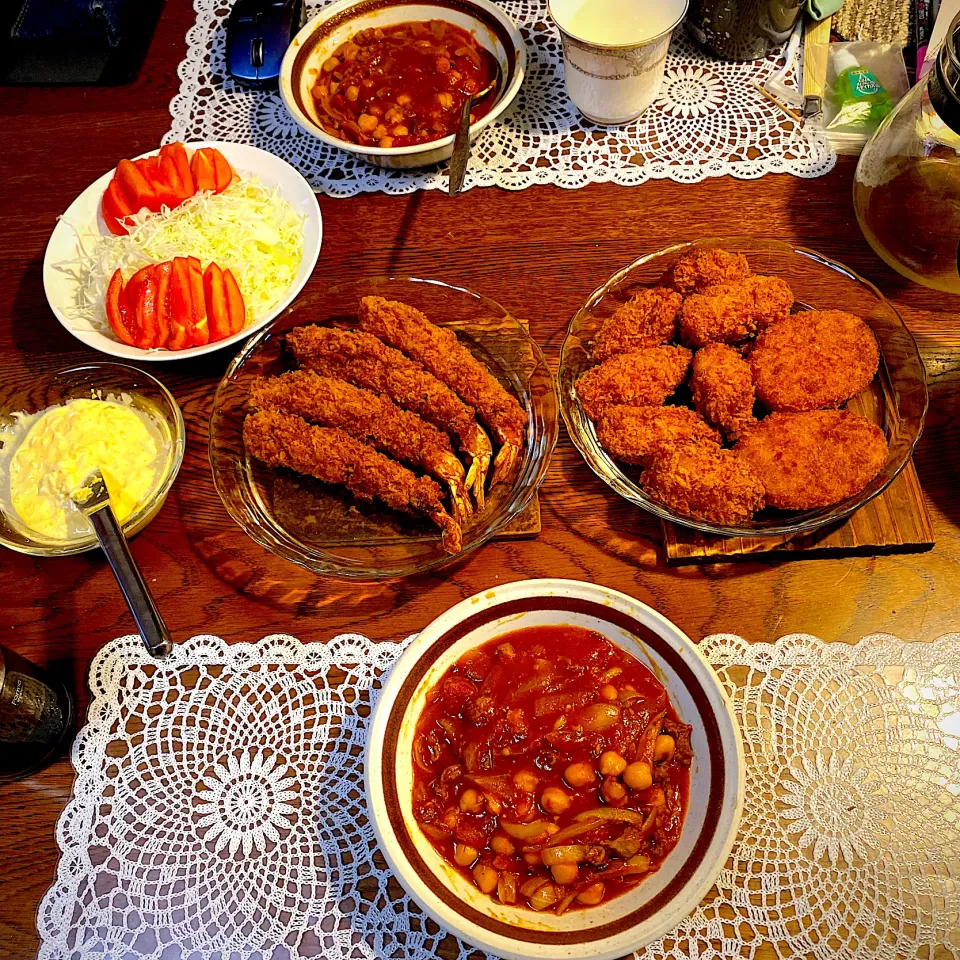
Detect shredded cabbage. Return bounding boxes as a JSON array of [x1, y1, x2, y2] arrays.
[[65, 178, 306, 339]]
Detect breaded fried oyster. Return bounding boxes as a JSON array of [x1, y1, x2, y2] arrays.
[[595, 405, 720, 466], [591, 287, 682, 362], [690, 342, 757, 440], [679, 275, 794, 347], [662, 248, 752, 294]]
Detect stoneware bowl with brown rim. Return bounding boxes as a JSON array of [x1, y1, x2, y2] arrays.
[[365, 578, 744, 959], [279, 0, 526, 169]]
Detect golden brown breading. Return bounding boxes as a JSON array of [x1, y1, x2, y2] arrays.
[[662, 248, 752, 294], [249, 370, 471, 523], [679, 276, 795, 347], [690, 343, 757, 440], [576, 346, 692, 421], [592, 287, 683, 362], [357, 296, 526, 486], [749, 309, 880, 412], [641, 442, 765, 525], [243, 409, 462, 552], [595, 405, 721, 466], [286, 325, 493, 506], [735, 410, 888, 509]]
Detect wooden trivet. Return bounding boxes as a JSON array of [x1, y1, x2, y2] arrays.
[[663, 461, 933, 564]]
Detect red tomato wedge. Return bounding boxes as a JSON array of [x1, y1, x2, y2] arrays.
[[185, 256, 210, 346], [153, 260, 174, 348], [203, 262, 232, 343], [105, 269, 137, 344], [168, 257, 195, 350], [102, 180, 134, 236], [127, 265, 159, 349], [191, 147, 233, 194], [116, 159, 158, 213], [159, 142, 195, 196], [223, 269, 246, 336]]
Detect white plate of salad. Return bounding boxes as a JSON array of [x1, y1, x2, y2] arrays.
[[43, 141, 321, 361]]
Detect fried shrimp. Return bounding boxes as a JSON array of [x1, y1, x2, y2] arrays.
[[591, 287, 683, 362], [641, 441, 766, 525], [357, 296, 526, 487], [663, 248, 752, 294], [249, 370, 472, 524], [679, 275, 795, 347], [690, 343, 757, 440], [735, 410, 888, 509], [575, 345, 692, 420], [244, 409, 462, 553], [595, 405, 721, 466], [749, 309, 880, 411], [286, 325, 493, 508]]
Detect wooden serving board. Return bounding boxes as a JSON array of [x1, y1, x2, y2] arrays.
[[662, 460, 934, 563]]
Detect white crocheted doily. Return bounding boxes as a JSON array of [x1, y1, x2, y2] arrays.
[[167, 0, 835, 196], [37, 631, 960, 959]]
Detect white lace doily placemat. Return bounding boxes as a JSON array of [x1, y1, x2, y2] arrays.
[[167, 0, 835, 196], [38, 632, 960, 959]]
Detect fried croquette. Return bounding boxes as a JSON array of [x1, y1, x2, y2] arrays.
[[249, 370, 471, 524], [735, 410, 888, 509], [663, 248, 752, 294], [595, 405, 721, 466], [691, 343, 757, 440], [243, 409, 462, 552], [679, 276, 795, 347], [575, 345, 692, 420], [592, 287, 683, 362], [641, 441, 766, 525], [358, 296, 526, 486], [750, 309, 880, 411]]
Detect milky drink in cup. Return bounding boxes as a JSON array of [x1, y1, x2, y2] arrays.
[[548, 0, 688, 124]]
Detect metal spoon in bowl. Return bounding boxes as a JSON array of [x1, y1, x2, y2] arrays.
[[71, 469, 173, 659], [447, 60, 502, 197]]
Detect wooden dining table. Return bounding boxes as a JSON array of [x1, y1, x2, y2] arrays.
[[2, 0, 959, 955]]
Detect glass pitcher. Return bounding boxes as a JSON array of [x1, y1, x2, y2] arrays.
[[853, 13, 960, 293]]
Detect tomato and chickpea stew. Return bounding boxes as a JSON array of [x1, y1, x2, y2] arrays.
[[411, 625, 693, 915], [310, 20, 499, 149]]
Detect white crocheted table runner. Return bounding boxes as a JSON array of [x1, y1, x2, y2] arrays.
[[167, 0, 835, 195], [37, 632, 960, 959]]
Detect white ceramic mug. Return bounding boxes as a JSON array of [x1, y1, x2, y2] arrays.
[[549, 0, 688, 124]]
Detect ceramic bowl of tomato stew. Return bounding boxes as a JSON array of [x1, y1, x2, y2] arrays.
[[366, 578, 744, 960], [279, 0, 526, 169]]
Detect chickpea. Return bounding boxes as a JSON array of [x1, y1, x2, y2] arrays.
[[541, 786, 572, 815], [473, 863, 499, 894], [378, 136, 395, 148], [598, 750, 627, 777], [322, 56, 339, 73], [373, 124, 388, 139], [437, 92, 454, 109], [551, 863, 579, 885], [654, 734, 676, 763], [564, 761, 596, 789], [397, 94, 412, 106], [601, 777, 627, 804], [459, 788, 484, 814], [345, 85, 359, 101], [357, 114, 379, 133], [490, 834, 515, 856], [523, 851, 541, 867], [576, 882, 605, 905], [384, 107, 403, 124], [454, 843, 479, 866], [599, 684, 618, 702], [392, 125, 410, 137], [513, 770, 538, 792], [623, 761, 653, 791], [436, 57, 451, 74]]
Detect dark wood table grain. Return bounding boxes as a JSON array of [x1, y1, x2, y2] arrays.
[[2, 1, 960, 955]]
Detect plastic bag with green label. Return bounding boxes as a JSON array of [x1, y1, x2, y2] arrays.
[[823, 41, 908, 134]]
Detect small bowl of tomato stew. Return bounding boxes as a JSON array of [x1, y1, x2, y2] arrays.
[[366, 579, 744, 960], [280, 0, 525, 169]]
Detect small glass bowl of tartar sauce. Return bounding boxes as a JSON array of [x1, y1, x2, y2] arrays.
[[0, 363, 185, 556]]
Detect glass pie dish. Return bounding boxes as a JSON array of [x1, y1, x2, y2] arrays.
[[558, 238, 929, 537], [209, 276, 558, 580]]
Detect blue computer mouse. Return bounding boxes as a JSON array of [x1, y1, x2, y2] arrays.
[[226, 0, 303, 88]]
